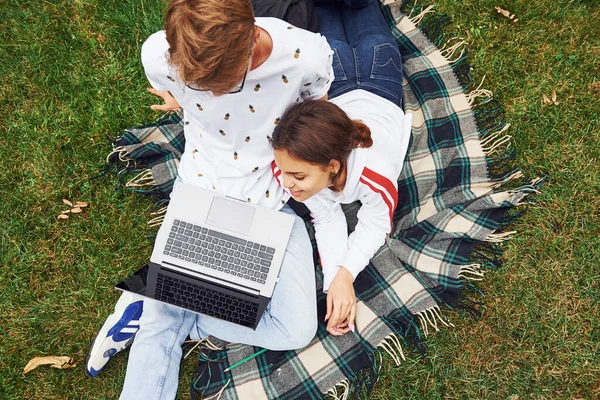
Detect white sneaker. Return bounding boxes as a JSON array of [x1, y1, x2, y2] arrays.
[[85, 292, 143, 377]]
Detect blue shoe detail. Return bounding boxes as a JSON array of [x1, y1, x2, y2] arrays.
[[103, 348, 117, 358], [106, 301, 144, 342], [86, 297, 144, 378]]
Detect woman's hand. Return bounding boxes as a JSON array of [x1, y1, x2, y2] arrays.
[[147, 88, 181, 111], [325, 267, 356, 336]]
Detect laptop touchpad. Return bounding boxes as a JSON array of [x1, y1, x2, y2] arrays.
[[206, 196, 256, 236]]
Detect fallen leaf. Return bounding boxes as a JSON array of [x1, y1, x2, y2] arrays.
[[60, 209, 71, 214], [74, 201, 88, 208], [542, 93, 552, 104], [62, 199, 73, 207], [57, 214, 69, 220], [70, 207, 82, 214], [23, 356, 76, 374], [494, 6, 518, 22], [494, 6, 510, 17], [551, 90, 558, 104]]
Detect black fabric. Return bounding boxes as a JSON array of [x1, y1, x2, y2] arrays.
[[251, 0, 320, 32]]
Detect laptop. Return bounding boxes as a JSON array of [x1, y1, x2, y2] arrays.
[[116, 182, 295, 330]]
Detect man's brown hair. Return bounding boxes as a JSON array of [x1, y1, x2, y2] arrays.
[[272, 101, 373, 192], [165, 0, 255, 95]]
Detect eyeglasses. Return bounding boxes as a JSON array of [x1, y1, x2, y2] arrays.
[[186, 68, 248, 94]]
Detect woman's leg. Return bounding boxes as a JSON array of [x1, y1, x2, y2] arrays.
[[192, 205, 317, 350]]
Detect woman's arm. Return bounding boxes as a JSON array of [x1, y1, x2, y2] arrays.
[[343, 168, 398, 279]]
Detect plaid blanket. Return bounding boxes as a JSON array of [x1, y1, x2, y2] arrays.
[[107, 1, 541, 399]]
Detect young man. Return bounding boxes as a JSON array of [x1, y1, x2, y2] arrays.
[[86, 0, 333, 397]]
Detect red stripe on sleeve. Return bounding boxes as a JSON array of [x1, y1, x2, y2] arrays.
[[361, 167, 398, 208], [359, 177, 394, 227]]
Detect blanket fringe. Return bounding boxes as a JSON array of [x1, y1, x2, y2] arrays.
[[458, 263, 486, 281], [106, 145, 134, 166], [440, 37, 467, 64], [485, 231, 517, 243], [507, 177, 544, 198], [416, 304, 455, 337], [480, 124, 512, 156], [378, 333, 406, 365], [466, 75, 494, 106], [491, 170, 523, 189], [126, 168, 157, 188], [409, 4, 435, 25], [325, 378, 351, 400], [183, 337, 226, 360], [203, 379, 231, 400]]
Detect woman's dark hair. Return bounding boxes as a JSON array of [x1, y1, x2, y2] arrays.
[[271, 100, 373, 192]]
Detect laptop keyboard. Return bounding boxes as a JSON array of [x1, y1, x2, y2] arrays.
[[155, 273, 259, 328], [163, 219, 275, 284]]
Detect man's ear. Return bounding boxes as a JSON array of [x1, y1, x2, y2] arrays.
[[329, 160, 341, 174]]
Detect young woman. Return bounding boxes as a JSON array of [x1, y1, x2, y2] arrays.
[[271, 0, 413, 337]]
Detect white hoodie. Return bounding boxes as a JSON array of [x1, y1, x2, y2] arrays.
[[275, 90, 412, 291]]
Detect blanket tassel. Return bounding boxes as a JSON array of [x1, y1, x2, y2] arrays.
[[440, 37, 467, 64], [378, 333, 406, 366], [203, 379, 231, 400], [416, 305, 455, 337], [325, 378, 350, 400], [409, 4, 435, 26], [480, 124, 512, 156], [466, 75, 494, 106], [458, 263, 486, 281], [126, 169, 157, 188], [106, 145, 134, 165]]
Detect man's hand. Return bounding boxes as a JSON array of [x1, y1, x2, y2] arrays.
[[325, 267, 356, 336], [147, 88, 181, 111]]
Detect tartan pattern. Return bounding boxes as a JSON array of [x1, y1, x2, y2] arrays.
[[108, 1, 538, 399]]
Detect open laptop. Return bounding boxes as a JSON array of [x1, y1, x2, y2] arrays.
[[116, 182, 295, 330]]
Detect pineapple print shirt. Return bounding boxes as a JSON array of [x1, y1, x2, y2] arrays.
[[141, 18, 334, 209]]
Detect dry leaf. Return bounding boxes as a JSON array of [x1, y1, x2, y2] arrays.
[[74, 201, 88, 208], [23, 356, 76, 374], [551, 90, 558, 104], [494, 6, 518, 22], [62, 199, 73, 207], [57, 214, 69, 220], [542, 93, 552, 104], [60, 209, 71, 214], [70, 207, 82, 214]]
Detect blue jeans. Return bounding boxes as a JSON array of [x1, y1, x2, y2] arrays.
[[316, 0, 404, 107], [120, 182, 317, 399]]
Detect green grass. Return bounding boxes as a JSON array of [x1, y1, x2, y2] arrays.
[[1, 0, 598, 399]]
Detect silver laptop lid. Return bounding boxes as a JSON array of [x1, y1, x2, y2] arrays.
[[150, 183, 294, 298]]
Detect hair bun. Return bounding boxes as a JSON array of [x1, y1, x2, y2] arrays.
[[352, 120, 373, 148]]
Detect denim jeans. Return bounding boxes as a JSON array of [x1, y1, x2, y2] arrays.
[[316, 0, 404, 107], [120, 181, 317, 400]]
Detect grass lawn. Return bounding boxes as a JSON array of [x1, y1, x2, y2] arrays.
[[0, 0, 598, 399]]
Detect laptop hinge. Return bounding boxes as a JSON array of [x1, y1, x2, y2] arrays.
[[162, 261, 261, 297]]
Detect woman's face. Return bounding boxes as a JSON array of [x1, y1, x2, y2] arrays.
[[273, 149, 337, 202]]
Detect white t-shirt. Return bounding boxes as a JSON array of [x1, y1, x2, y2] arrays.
[[292, 90, 412, 291], [141, 18, 334, 209]]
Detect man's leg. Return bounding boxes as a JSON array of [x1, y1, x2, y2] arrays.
[[119, 300, 196, 400], [342, 0, 404, 106], [315, 6, 356, 99], [192, 205, 317, 350], [86, 292, 143, 377]]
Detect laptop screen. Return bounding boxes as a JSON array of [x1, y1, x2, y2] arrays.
[[206, 196, 256, 236]]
